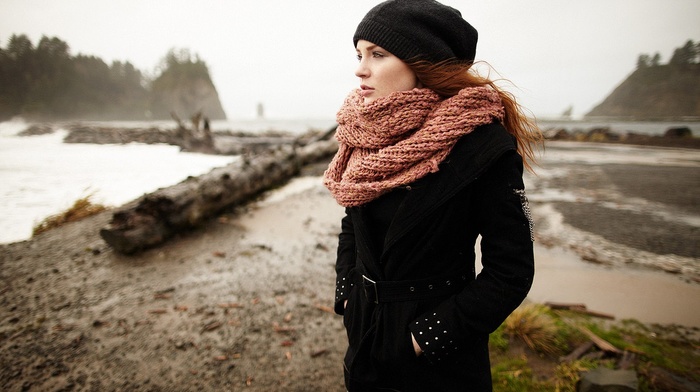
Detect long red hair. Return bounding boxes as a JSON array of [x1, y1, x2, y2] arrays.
[[407, 59, 543, 172]]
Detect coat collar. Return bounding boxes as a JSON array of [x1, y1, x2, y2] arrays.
[[385, 122, 516, 251]]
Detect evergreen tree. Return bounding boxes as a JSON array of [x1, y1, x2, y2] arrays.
[[651, 52, 661, 66], [636, 54, 650, 69], [669, 39, 697, 65]]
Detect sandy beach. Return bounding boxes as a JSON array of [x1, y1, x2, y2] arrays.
[[0, 140, 698, 391]]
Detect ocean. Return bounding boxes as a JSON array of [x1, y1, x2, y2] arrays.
[[0, 117, 697, 244]]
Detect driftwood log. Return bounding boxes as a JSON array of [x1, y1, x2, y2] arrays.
[[545, 301, 615, 320], [100, 138, 338, 254], [577, 326, 622, 354]]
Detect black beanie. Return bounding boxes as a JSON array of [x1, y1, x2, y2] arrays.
[[353, 0, 478, 64]]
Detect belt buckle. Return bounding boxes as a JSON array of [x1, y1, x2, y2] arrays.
[[362, 275, 379, 304]]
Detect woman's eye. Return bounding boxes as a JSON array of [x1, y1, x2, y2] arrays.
[[356, 51, 384, 61]]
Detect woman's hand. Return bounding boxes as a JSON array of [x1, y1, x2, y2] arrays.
[[344, 299, 348, 309], [411, 333, 423, 356]]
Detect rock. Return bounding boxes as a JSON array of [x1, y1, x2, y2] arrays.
[[587, 127, 620, 142], [543, 127, 570, 140], [578, 368, 638, 392], [664, 126, 692, 138], [18, 124, 54, 136]]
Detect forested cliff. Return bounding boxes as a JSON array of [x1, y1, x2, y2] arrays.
[[586, 40, 700, 120], [0, 34, 226, 122]]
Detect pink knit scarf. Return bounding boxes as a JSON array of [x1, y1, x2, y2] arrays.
[[323, 86, 504, 207]]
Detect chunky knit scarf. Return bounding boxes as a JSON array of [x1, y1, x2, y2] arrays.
[[323, 86, 504, 207]]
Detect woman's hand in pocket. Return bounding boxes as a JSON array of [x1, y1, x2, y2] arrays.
[[411, 333, 423, 356]]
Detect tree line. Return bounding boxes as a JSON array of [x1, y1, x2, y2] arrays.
[[637, 39, 700, 69], [0, 34, 219, 121]]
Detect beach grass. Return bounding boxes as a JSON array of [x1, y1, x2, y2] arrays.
[[489, 303, 699, 391], [32, 193, 107, 236]]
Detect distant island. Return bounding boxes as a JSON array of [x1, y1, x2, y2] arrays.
[[0, 34, 226, 122], [585, 39, 700, 120]]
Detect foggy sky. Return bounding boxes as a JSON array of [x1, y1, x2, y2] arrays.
[[1, 0, 699, 120]]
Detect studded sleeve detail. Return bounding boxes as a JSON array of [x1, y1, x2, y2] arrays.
[[409, 312, 456, 364], [513, 188, 534, 242], [334, 276, 354, 314]]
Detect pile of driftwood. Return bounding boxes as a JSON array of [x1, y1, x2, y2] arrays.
[[63, 125, 177, 146], [61, 112, 217, 154], [542, 125, 700, 149], [99, 133, 338, 254]]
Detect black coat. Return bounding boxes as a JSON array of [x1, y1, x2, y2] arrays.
[[333, 122, 535, 391]]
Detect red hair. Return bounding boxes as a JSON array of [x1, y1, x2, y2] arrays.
[[407, 59, 543, 172]]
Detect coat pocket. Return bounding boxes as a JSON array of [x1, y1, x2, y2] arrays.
[[342, 284, 358, 334]]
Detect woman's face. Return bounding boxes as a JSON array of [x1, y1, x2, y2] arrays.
[[355, 39, 421, 103]]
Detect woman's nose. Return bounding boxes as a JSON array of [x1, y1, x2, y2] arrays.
[[355, 60, 369, 79]]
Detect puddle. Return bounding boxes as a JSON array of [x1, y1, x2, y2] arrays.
[[528, 245, 700, 327]]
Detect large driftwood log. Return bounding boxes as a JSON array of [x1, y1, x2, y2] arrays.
[[100, 138, 338, 254]]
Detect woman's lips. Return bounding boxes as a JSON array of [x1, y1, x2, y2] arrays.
[[359, 86, 374, 97]]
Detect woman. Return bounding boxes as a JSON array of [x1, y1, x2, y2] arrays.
[[323, 0, 542, 390]]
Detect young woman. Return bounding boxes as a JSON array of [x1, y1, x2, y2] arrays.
[[323, 1, 542, 390]]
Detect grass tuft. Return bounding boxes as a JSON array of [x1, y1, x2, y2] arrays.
[[504, 303, 561, 355], [32, 193, 107, 236]]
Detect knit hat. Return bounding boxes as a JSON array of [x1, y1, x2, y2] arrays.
[[353, 0, 478, 63]]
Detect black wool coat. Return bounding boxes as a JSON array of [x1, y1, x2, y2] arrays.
[[333, 122, 535, 392]]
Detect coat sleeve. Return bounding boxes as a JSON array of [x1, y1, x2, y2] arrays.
[[409, 150, 535, 364], [334, 208, 357, 315]]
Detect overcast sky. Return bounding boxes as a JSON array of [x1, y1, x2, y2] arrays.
[[1, 0, 699, 120]]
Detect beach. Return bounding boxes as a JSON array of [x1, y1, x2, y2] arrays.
[[0, 140, 698, 390]]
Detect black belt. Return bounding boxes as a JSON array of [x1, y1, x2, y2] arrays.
[[362, 272, 469, 304]]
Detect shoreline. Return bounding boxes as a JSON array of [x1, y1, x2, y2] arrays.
[[526, 140, 699, 282]]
